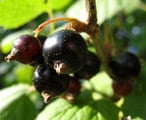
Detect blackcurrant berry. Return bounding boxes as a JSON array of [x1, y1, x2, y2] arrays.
[[109, 52, 141, 79], [43, 30, 87, 74], [61, 76, 81, 102], [75, 51, 100, 79], [112, 79, 134, 97], [5, 35, 41, 64], [33, 64, 70, 103], [30, 35, 47, 66]]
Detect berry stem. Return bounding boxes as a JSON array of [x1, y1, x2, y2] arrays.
[[103, 22, 117, 56], [33, 17, 85, 38]]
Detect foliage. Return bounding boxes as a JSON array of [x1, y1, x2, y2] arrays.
[[0, 0, 146, 120]]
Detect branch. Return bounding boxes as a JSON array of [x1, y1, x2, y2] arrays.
[[85, 0, 115, 78], [85, 0, 97, 24]]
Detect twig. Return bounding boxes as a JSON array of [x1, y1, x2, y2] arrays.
[[85, 0, 115, 78], [85, 0, 97, 25]]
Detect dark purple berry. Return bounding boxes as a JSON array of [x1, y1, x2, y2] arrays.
[[109, 52, 141, 79], [112, 79, 134, 97], [75, 51, 100, 79], [33, 64, 70, 103], [30, 35, 47, 66], [42, 30, 87, 74], [5, 35, 41, 64], [61, 76, 81, 102], [68, 76, 81, 94]]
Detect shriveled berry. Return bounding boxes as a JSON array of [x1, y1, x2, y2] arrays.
[[109, 52, 141, 79], [33, 64, 70, 103], [5, 35, 41, 64], [61, 76, 81, 102], [75, 51, 100, 79], [43, 30, 87, 74]]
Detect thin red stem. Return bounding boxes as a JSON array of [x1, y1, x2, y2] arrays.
[[34, 17, 78, 37]]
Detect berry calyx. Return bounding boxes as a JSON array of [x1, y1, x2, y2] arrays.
[[33, 64, 70, 103], [5, 35, 41, 64], [43, 30, 87, 74], [75, 51, 100, 79]]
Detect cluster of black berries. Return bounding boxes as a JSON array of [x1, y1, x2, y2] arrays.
[[5, 27, 142, 102], [5, 30, 101, 103]]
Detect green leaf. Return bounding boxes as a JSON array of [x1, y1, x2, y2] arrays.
[[36, 94, 119, 120], [121, 64, 146, 119], [0, 84, 37, 120], [132, 117, 144, 120], [13, 64, 34, 84], [90, 99, 120, 120], [48, 0, 72, 10], [122, 91, 146, 119], [66, 0, 141, 25], [90, 72, 113, 96], [0, 0, 46, 29], [0, 29, 32, 54], [0, 0, 73, 29]]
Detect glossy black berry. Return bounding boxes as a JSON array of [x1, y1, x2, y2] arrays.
[[5, 34, 41, 64], [33, 64, 70, 103], [109, 52, 141, 79], [43, 30, 87, 74], [75, 51, 100, 79]]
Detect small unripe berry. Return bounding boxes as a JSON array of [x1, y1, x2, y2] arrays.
[[5, 35, 41, 64], [112, 79, 134, 97], [61, 76, 81, 102]]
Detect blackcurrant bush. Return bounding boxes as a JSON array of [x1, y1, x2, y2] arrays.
[[109, 52, 141, 79], [75, 51, 100, 79], [5, 34, 42, 64], [33, 64, 70, 103], [112, 79, 134, 97], [61, 76, 81, 102], [43, 30, 87, 74]]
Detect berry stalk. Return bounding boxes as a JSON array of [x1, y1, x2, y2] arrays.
[[34, 17, 86, 38]]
